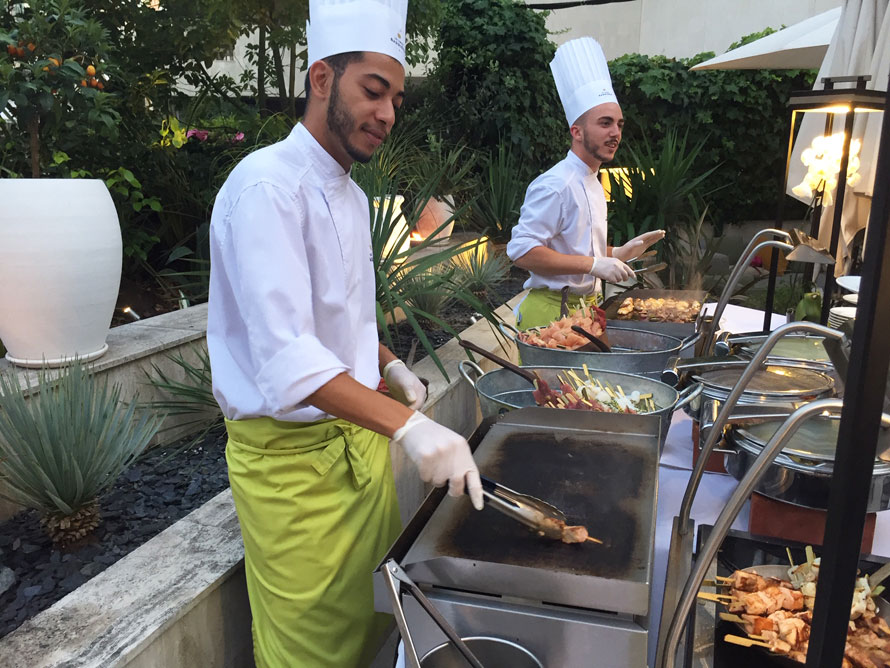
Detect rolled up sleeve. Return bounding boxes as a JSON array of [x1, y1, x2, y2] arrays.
[[218, 182, 348, 414], [506, 181, 564, 261]]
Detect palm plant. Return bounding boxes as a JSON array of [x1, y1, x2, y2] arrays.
[[143, 345, 222, 453], [354, 150, 504, 379], [0, 361, 161, 545], [470, 141, 526, 243], [451, 242, 509, 300], [606, 128, 727, 287]]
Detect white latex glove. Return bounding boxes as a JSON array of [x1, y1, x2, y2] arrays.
[[383, 359, 427, 410], [589, 256, 635, 283], [613, 229, 666, 262], [391, 411, 484, 510]]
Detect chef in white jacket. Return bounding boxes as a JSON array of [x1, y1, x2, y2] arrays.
[[206, 0, 483, 665], [507, 37, 665, 329]]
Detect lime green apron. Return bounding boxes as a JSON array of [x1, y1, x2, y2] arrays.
[[225, 416, 401, 668], [516, 288, 603, 330]]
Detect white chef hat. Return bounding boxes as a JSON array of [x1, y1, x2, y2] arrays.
[[306, 0, 408, 69], [550, 37, 618, 127]]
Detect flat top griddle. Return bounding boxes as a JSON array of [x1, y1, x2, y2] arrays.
[[400, 408, 661, 616], [602, 288, 709, 338]]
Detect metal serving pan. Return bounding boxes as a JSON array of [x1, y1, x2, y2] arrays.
[[601, 288, 709, 339], [458, 362, 701, 449], [724, 416, 890, 512], [500, 321, 693, 380]]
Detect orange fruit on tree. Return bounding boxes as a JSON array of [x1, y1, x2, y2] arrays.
[[5, 45, 15, 56], [80, 79, 87, 87], [27, 43, 36, 52], [16, 47, 25, 57], [49, 57, 59, 67], [86, 65, 96, 76], [97, 81, 104, 90], [41, 65, 49, 72]]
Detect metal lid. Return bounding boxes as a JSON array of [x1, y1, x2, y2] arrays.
[[736, 417, 840, 462], [740, 336, 830, 363], [692, 365, 834, 398]]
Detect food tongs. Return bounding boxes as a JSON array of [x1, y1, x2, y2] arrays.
[[475, 474, 569, 540]]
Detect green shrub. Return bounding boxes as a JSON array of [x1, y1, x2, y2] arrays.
[[421, 0, 567, 182], [469, 142, 526, 243], [609, 45, 815, 225]]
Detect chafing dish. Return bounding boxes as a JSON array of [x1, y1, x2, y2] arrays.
[[724, 415, 890, 512], [500, 321, 694, 379], [458, 361, 701, 449], [375, 407, 662, 668]]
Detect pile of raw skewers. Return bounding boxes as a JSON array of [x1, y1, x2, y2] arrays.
[[518, 303, 606, 350], [699, 547, 890, 667], [531, 365, 659, 414]]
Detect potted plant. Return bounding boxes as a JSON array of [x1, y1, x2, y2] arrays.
[[0, 0, 122, 367]]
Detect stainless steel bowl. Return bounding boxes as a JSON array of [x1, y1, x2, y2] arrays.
[[420, 637, 542, 668], [500, 322, 696, 380], [459, 362, 702, 450]]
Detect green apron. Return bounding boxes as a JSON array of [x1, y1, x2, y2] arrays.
[[225, 416, 401, 668], [516, 288, 603, 330]]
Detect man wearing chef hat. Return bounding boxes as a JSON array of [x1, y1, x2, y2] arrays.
[[507, 37, 665, 329], [206, 0, 484, 665]]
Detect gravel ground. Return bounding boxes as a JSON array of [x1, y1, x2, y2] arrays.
[[0, 430, 228, 639]]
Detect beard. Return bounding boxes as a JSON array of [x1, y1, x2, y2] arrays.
[[583, 134, 618, 165], [326, 79, 373, 164]]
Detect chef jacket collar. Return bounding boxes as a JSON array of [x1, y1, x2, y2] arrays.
[[565, 149, 599, 179], [291, 122, 351, 183]]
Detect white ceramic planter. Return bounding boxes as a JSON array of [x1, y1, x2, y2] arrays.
[[0, 179, 122, 367]]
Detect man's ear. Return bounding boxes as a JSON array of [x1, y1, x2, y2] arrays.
[[308, 60, 335, 102], [569, 123, 583, 143]]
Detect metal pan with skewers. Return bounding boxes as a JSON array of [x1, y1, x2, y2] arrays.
[[698, 549, 890, 668], [458, 360, 702, 452]]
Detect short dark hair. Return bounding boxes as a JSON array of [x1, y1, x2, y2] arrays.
[[304, 51, 365, 101]]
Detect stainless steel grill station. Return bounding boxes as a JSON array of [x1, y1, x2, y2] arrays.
[[375, 407, 662, 667]]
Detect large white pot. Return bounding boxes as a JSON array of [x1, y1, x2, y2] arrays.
[[0, 179, 122, 367]]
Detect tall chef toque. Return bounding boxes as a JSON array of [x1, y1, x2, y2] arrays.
[[550, 37, 618, 127], [306, 0, 409, 68]]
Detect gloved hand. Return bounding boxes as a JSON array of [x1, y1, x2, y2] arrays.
[[612, 229, 666, 262], [589, 256, 635, 283], [383, 359, 427, 410], [391, 411, 484, 510]]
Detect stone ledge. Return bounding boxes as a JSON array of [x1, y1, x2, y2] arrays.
[[0, 292, 527, 667]]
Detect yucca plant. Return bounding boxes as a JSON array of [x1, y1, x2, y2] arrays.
[[451, 242, 509, 300], [470, 141, 526, 243], [143, 345, 222, 454], [606, 129, 726, 274], [354, 147, 504, 379], [403, 270, 454, 326], [0, 360, 162, 546]]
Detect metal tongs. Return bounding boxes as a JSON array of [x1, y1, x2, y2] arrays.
[[474, 475, 602, 543], [381, 559, 485, 668]]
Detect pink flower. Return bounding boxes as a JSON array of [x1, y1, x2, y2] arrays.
[[232, 132, 245, 142], [187, 129, 209, 142]]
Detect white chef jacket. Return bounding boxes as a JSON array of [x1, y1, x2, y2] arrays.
[[207, 123, 380, 422], [506, 150, 608, 295]]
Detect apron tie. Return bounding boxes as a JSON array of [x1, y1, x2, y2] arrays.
[[310, 423, 372, 490]]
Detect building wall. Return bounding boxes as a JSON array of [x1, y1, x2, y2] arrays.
[[547, 0, 841, 60]]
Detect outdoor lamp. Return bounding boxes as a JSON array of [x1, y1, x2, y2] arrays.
[[763, 75, 886, 330]]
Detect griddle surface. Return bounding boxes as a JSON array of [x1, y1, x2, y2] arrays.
[[402, 412, 660, 613], [444, 431, 646, 579]]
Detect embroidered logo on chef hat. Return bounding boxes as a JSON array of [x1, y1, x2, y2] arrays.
[[551, 37, 619, 127], [306, 0, 409, 68]]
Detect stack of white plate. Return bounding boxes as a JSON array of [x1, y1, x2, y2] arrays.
[[828, 305, 857, 329], [836, 275, 861, 293]]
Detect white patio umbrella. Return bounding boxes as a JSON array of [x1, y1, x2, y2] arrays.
[[690, 7, 841, 71], [787, 0, 889, 274]]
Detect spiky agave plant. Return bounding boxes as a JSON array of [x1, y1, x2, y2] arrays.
[[0, 360, 161, 546]]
